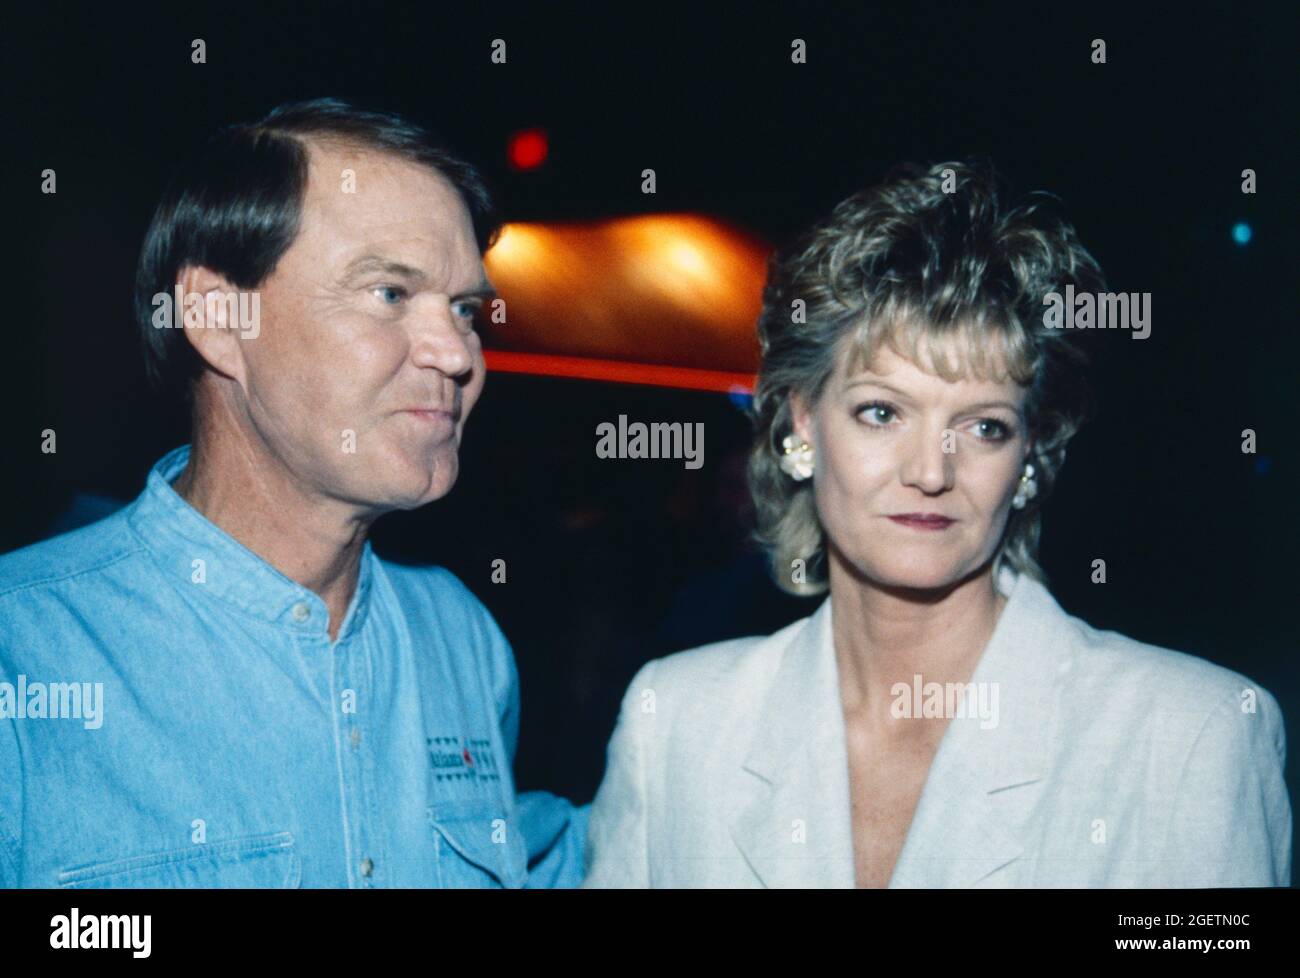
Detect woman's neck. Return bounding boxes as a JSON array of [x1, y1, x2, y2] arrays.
[[829, 556, 1006, 730]]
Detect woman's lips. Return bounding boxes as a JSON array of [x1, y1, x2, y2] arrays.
[[887, 514, 956, 530]]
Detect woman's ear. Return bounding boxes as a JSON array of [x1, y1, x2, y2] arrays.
[[789, 390, 815, 444]]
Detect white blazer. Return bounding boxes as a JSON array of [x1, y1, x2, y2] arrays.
[[583, 567, 1291, 887]]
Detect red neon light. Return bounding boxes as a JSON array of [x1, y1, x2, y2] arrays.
[[507, 129, 548, 170], [483, 350, 755, 394]]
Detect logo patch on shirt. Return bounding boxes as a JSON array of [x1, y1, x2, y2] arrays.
[[426, 735, 501, 783]]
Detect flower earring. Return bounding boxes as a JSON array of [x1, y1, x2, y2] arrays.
[[779, 434, 815, 481], [1011, 462, 1038, 510]]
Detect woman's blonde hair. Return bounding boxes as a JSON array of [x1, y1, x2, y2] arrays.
[[748, 159, 1105, 596]]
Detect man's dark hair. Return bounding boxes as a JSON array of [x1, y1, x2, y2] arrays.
[[134, 97, 500, 400]]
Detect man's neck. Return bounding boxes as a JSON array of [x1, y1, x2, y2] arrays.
[[171, 429, 373, 643]]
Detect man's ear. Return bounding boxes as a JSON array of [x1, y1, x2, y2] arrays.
[[174, 265, 250, 388]]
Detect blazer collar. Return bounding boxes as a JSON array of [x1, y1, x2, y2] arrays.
[[729, 565, 1070, 888]]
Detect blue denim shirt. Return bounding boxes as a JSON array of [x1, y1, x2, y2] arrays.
[[0, 445, 586, 888]]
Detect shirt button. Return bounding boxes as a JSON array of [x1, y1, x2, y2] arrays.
[[291, 602, 310, 622], [350, 727, 361, 749], [360, 857, 374, 878]]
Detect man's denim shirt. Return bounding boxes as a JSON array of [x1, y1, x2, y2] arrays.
[[0, 445, 586, 888]]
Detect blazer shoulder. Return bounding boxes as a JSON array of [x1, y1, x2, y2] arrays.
[[1068, 615, 1278, 712], [633, 613, 811, 721], [1056, 614, 1284, 762]]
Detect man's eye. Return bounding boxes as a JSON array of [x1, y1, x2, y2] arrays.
[[373, 285, 407, 305], [452, 300, 482, 322]]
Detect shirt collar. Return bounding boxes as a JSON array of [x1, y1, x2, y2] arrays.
[[126, 444, 375, 639]]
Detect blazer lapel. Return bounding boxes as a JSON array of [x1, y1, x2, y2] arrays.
[[889, 568, 1067, 887], [729, 600, 856, 888]]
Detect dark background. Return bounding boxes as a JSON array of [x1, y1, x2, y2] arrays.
[[4, 2, 1296, 841]]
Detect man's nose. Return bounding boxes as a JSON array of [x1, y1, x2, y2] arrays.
[[408, 298, 475, 379], [899, 424, 954, 494]]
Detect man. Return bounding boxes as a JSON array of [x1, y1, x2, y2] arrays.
[[0, 99, 585, 887]]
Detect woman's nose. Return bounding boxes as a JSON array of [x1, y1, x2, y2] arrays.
[[899, 426, 954, 493]]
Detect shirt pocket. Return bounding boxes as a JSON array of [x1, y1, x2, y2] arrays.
[[57, 831, 300, 888], [427, 800, 527, 888]]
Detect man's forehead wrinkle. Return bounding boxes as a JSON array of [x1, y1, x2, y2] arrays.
[[297, 185, 469, 268], [292, 142, 481, 294], [328, 244, 485, 296], [302, 137, 409, 181], [303, 151, 463, 224]]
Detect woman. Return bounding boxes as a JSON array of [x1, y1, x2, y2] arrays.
[[582, 160, 1291, 887]]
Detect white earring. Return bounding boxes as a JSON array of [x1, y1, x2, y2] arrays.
[[779, 435, 814, 481], [1011, 462, 1037, 510]]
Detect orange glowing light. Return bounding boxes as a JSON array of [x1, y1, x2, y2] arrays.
[[482, 214, 769, 383]]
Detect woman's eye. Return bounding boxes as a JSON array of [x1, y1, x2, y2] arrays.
[[975, 419, 1012, 441], [856, 402, 896, 426], [854, 401, 1013, 442]]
